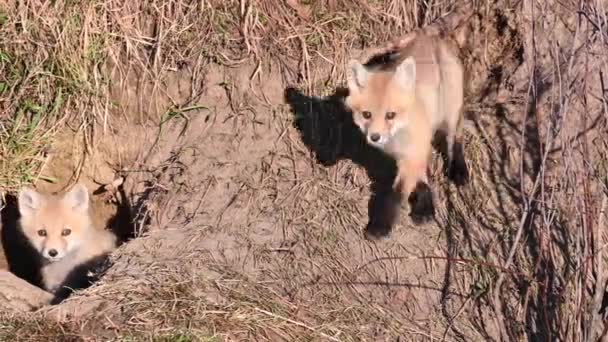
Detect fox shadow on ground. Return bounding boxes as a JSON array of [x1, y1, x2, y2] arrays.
[[0, 180, 144, 304], [284, 85, 400, 239], [91, 180, 142, 243]]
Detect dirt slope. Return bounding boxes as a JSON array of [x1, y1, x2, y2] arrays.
[[0, 0, 607, 341]]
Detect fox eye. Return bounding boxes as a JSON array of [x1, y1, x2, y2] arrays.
[[386, 111, 396, 120], [37, 229, 47, 237], [62, 228, 72, 236], [362, 111, 372, 119]]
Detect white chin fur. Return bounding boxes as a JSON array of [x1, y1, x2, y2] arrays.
[[367, 136, 388, 148], [44, 255, 63, 263]]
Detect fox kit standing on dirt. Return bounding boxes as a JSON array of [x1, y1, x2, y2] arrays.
[[18, 183, 117, 297], [344, 6, 473, 226]]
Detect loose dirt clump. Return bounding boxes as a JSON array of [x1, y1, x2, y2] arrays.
[[0, 0, 607, 341]]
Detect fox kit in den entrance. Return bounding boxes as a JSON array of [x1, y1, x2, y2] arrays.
[[344, 9, 472, 225], [18, 183, 117, 295]]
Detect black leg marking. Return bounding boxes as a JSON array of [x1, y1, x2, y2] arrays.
[[364, 189, 402, 240], [408, 181, 435, 224], [448, 141, 469, 186]]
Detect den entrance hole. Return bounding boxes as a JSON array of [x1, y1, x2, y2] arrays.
[[0, 177, 151, 305]]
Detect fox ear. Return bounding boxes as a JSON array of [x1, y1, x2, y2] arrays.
[[394, 56, 416, 90], [347, 59, 368, 93], [64, 183, 89, 213], [18, 187, 44, 218]]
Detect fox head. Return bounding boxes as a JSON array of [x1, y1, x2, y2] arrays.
[[344, 56, 417, 149], [18, 183, 92, 263]]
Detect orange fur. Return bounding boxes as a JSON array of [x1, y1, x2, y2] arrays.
[[18, 183, 117, 293], [345, 12, 472, 223], [361, 1, 475, 61]]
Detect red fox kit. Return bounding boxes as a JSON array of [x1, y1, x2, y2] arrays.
[[344, 8, 472, 225], [18, 183, 117, 295]]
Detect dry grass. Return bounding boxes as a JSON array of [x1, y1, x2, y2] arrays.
[[0, 0, 607, 341], [0, 0, 109, 192], [0, 0, 450, 190]]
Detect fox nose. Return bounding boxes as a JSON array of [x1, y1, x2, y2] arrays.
[[48, 249, 58, 257], [369, 133, 381, 142]]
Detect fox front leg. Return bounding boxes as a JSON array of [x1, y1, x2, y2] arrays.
[[394, 159, 435, 224]]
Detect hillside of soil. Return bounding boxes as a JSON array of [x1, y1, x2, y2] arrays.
[[0, 0, 607, 341]]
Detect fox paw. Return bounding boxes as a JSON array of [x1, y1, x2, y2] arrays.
[[408, 182, 435, 224], [364, 222, 392, 240], [364, 190, 402, 240], [448, 159, 469, 186], [448, 142, 469, 186]]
